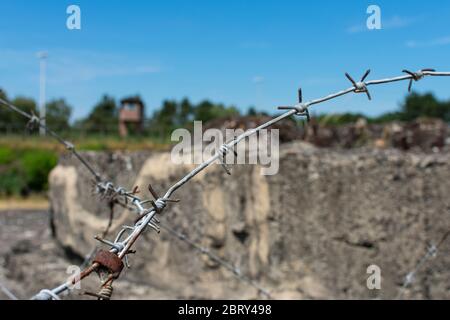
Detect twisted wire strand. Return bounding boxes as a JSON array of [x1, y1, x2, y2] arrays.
[[0, 97, 102, 181], [0, 280, 19, 300], [396, 230, 450, 300], [2, 69, 449, 300], [160, 223, 272, 299]]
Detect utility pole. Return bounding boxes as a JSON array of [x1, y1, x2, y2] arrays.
[[37, 51, 48, 136], [253, 76, 264, 111]]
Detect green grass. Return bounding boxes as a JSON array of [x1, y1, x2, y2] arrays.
[[0, 134, 171, 152], [0, 146, 14, 165], [21, 150, 58, 191], [0, 134, 171, 197]]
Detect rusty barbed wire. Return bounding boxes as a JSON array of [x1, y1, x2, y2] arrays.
[[2, 68, 450, 300], [396, 230, 450, 300]]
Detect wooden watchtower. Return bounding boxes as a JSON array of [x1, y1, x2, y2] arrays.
[[119, 97, 145, 137]]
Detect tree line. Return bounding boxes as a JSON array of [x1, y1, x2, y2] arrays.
[[1, 88, 449, 136], [0, 89, 244, 136], [314, 93, 450, 125]]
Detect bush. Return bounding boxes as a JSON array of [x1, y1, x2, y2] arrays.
[[0, 147, 58, 196], [20, 150, 58, 192], [0, 168, 26, 196], [0, 146, 14, 165]]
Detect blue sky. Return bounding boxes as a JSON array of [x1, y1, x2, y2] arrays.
[[0, 0, 449, 120]]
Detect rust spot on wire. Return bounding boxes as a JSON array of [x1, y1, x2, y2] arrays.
[[93, 250, 124, 279]]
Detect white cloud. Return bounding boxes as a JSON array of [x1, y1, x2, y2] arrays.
[[347, 24, 366, 34], [383, 15, 414, 29], [0, 48, 162, 84], [252, 76, 265, 84], [406, 36, 450, 48], [46, 53, 161, 84], [347, 15, 416, 34]]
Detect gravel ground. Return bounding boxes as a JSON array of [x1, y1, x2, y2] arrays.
[[0, 209, 213, 300], [0, 209, 64, 300], [0, 210, 138, 300]]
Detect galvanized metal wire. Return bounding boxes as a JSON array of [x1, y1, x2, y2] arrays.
[[0, 97, 102, 182], [0, 280, 19, 300], [2, 68, 450, 300], [160, 223, 272, 299], [396, 230, 450, 300]]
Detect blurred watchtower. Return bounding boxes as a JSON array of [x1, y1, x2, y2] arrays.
[[119, 97, 145, 137]]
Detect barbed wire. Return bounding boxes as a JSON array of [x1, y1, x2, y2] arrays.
[[78, 199, 119, 270], [396, 230, 450, 300], [1, 68, 450, 300], [0, 97, 102, 181], [160, 223, 272, 299], [0, 279, 19, 300]]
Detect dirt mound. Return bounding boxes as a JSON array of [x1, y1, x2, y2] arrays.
[[205, 116, 449, 151]]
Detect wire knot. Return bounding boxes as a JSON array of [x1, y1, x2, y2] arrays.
[[345, 70, 372, 100], [154, 198, 167, 211], [64, 141, 75, 151], [144, 184, 180, 214], [292, 103, 307, 114], [96, 181, 114, 198], [26, 113, 41, 132], [217, 144, 238, 175], [97, 284, 114, 300], [34, 289, 60, 300], [219, 144, 230, 157], [112, 242, 125, 252], [115, 187, 126, 195], [404, 272, 415, 285], [403, 69, 435, 92], [292, 104, 310, 121], [354, 81, 367, 92], [277, 88, 310, 121], [427, 244, 438, 258]]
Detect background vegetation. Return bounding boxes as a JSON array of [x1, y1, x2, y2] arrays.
[[0, 146, 57, 197], [1, 87, 449, 197]]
